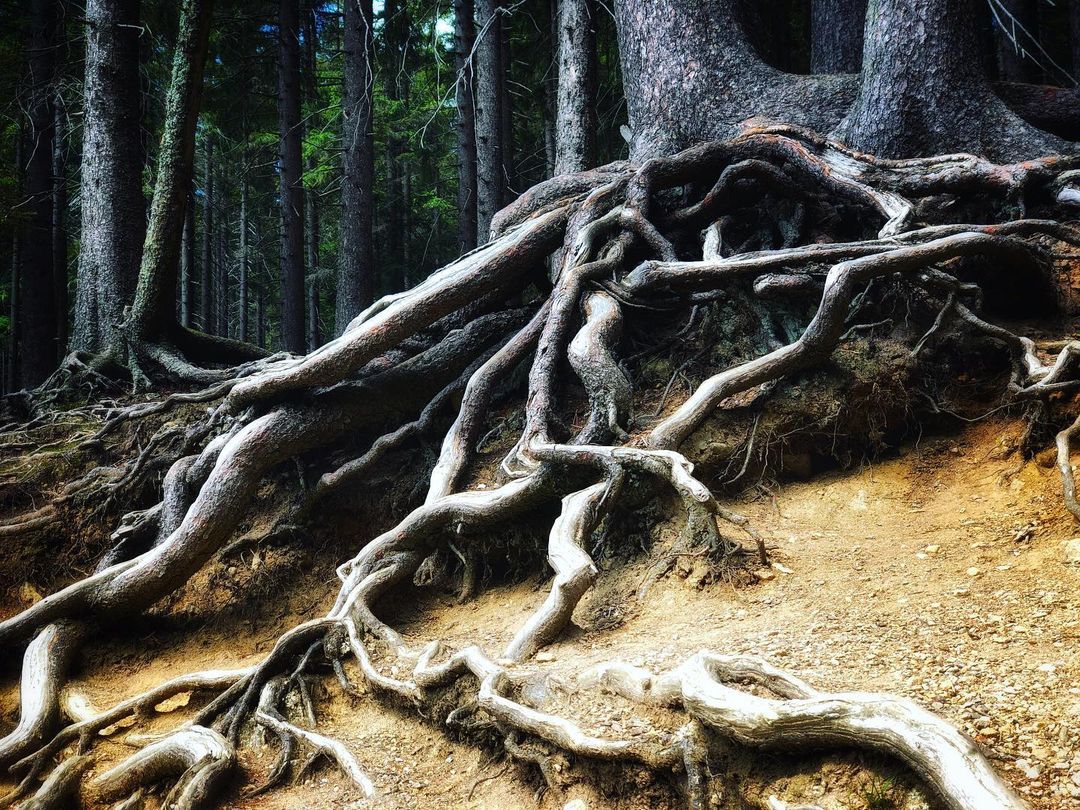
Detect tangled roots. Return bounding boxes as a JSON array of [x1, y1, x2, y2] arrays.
[[5, 124, 1080, 808]]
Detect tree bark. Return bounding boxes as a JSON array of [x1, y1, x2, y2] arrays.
[[810, 0, 866, 73], [278, 0, 306, 353], [498, 6, 514, 203], [337, 0, 374, 333], [993, 0, 1040, 83], [51, 100, 68, 360], [305, 162, 321, 351], [19, 0, 61, 387], [554, 0, 596, 175], [475, 0, 502, 241], [833, 0, 1061, 161], [200, 138, 214, 334], [127, 0, 213, 344], [71, 0, 144, 358], [180, 187, 194, 328], [613, 0, 852, 161], [238, 173, 248, 343], [214, 169, 227, 338], [454, 0, 478, 253]]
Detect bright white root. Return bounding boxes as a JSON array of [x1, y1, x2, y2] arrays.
[[88, 726, 235, 810], [581, 652, 1025, 810]]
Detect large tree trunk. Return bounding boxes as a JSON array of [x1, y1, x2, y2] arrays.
[[71, 0, 144, 358], [454, 0, 478, 253], [475, 0, 503, 240], [19, 0, 61, 387], [810, 0, 866, 73], [337, 0, 374, 333], [126, 0, 213, 345], [278, 0, 306, 353], [554, 0, 596, 175], [613, 0, 852, 161], [833, 0, 1061, 160]]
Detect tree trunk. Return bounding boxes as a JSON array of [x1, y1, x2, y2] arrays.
[[278, 0, 306, 354], [51, 100, 67, 360], [126, 0, 213, 344], [554, 0, 596, 175], [994, 0, 1040, 83], [180, 188, 195, 328], [200, 138, 214, 334], [833, 0, 1061, 160], [384, 0, 408, 291], [475, 0, 502, 241], [338, 0, 375, 333], [19, 0, 61, 387], [214, 173, 227, 338], [810, 0, 866, 73], [305, 162, 321, 351], [238, 173, 248, 344], [544, 0, 557, 177], [71, 0, 144, 358], [454, 0, 478, 253], [613, 0, 852, 161], [498, 6, 514, 203]]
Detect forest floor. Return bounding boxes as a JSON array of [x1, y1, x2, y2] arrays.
[[2, 417, 1079, 809]]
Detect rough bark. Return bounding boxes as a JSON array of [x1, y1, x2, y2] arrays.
[[180, 187, 195, 328], [498, 6, 514, 202], [19, 0, 61, 387], [214, 165, 228, 337], [200, 138, 214, 334], [278, 0, 306, 353], [306, 161, 321, 352], [338, 0, 375, 332], [613, 0, 852, 161], [71, 0, 144, 358], [51, 101, 67, 361], [238, 173, 248, 344], [475, 0, 502, 240], [126, 0, 213, 344], [810, 0, 866, 73], [454, 0, 478, 253], [555, 0, 596, 175], [833, 0, 1062, 161]]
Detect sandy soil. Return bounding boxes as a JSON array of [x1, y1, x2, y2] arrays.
[[2, 418, 1078, 809]]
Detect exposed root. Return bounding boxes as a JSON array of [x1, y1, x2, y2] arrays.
[[6, 128, 1080, 808], [87, 726, 234, 810]]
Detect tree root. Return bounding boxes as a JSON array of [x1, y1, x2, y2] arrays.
[[6, 128, 1080, 808]]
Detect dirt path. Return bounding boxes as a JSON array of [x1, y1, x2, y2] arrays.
[[2, 418, 1077, 809]]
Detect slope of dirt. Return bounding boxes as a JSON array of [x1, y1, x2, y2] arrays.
[[2, 418, 1078, 809]]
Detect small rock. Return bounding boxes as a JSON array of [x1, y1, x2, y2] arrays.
[[925, 544, 940, 554], [564, 799, 588, 810], [754, 568, 776, 582], [535, 650, 555, 662], [966, 567, 981, 577], [1063, 539, 1080, 565]]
